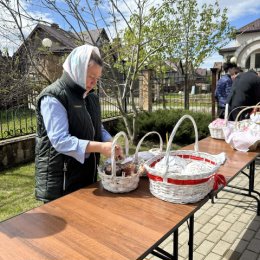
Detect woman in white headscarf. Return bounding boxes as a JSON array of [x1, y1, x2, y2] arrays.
[[35, 44, 122, 202]]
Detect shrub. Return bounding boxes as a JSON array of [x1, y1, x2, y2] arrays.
[[115, 109, 211, 146]]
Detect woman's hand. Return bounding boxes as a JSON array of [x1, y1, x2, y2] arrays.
[[101, 142, 123, 159], [86, 141, 123, 158]]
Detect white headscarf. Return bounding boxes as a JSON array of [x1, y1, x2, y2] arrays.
[[63, 44, 101, 89]]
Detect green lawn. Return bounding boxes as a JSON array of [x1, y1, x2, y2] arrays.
[[0, 162, 42, 222], [0, 139, 176, 222]]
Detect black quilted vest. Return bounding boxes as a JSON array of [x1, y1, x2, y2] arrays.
[[35, 72, 102, 202]]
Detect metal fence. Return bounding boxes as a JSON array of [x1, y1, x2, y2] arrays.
[[0, 73, 214, 140]]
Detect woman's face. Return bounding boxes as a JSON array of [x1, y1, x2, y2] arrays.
[[86, 63, 102, 93]]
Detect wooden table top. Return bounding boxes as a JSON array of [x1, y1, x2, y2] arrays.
[[0, 179, 200, 260], [0, 137, 258, 260]]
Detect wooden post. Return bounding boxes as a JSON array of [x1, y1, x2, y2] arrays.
[[140, 69, 152, 112], [210, 68, 218, 119]]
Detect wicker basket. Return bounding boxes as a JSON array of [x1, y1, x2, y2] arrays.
[[234, 105, 260, 152], [208, 104, 228, 139], [98, 131, 140, 193], [208, 124, 225, 139], [144, 115, 225, 204], [133, 131, 163, 177]]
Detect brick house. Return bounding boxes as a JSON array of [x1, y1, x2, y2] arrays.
[[15, 23, 110, 83]]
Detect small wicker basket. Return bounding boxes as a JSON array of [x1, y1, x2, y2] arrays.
[[209, 123, 226, 139], [208, 104, 228, 139], [144, 115, 225, 204], [98, 131, 140, 193], [133, 131, 163, 177]]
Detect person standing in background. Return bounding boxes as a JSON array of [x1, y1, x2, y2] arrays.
[[35, 44, 123, 202], [231, 66, 243, 81], [215, 62, 237, 118], [228, 69, 260, 121]]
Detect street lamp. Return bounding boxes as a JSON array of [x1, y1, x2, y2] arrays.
[[42, 38, 52, 48], [230, 56, 237, 64]]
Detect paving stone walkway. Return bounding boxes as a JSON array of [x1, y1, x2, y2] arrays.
[[147, 160, 260, 260]]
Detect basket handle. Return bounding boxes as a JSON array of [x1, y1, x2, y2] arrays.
[[223, 104, 229, 125], [111, 131, 129, 177], [227, 105, 248, 122], [163, 115, 199, 176], [253, 102, 260, 113], [133, 131, 163, 164], [235, 105, 260, 128]]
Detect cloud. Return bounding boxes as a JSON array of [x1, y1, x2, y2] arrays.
[[200, 52, 223, 69], [197, 0, 260, 22], [0, 0, 53, 55], [196, 1, 260, 68], [217, 0, 260, 22]]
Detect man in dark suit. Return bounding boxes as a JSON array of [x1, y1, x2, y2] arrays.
[[227, 70, 260, 121]]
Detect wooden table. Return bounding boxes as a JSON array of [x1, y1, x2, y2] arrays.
[[0, 179, 202, 260], [0, 137, 259, 260]]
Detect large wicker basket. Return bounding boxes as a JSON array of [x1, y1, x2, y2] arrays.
[[144, 115, 225, 204], [98, 131, 140, 193], [223, 105, 260, 152]]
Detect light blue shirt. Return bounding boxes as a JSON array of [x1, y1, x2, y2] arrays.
[[40, 95, 112, 164]]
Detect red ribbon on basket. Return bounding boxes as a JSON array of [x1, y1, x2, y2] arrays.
[[213, 174, 226, 190], [147, 172, 226, 190], [147, 173, 209, 185]]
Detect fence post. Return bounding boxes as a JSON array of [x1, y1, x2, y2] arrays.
[[210, 68, 218, 119], [140, 69, 153, 112]]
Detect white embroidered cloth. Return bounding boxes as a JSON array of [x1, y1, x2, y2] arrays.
[[223, 120, 260, 152]]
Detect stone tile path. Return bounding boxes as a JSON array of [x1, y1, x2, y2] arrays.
[[147, 160, 260, 260]]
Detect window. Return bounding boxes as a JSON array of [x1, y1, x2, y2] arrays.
[[255, 53, 260, 69], [246, 56, 250, 69]]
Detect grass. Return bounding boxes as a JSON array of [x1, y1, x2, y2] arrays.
[[0, 140, 178, 222], [0, 162, 42, 222]]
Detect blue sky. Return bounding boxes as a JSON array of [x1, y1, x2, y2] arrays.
[[1, 0, 260, 69], [200, 0, 260, 68], [35, 0, 260, 69]]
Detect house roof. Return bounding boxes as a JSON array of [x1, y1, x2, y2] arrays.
[[39, 23, 78, 51], [219, 46, 238, 55], [80, 28, 108, 45], [15, 23, 108, 55], [213, 62, 222, 70], [219, 19, 260, 55], [236, 18, 260, 35], [195, 68, 207, 76]]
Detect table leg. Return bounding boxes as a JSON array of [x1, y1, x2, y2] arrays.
[[151, 247, 175, 260], [150, 228, 179, 260], [173, 229, 178, 260], [223, 160, 260, 215], [249, 160, 255, 195], [188, 215, 194, 260]]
